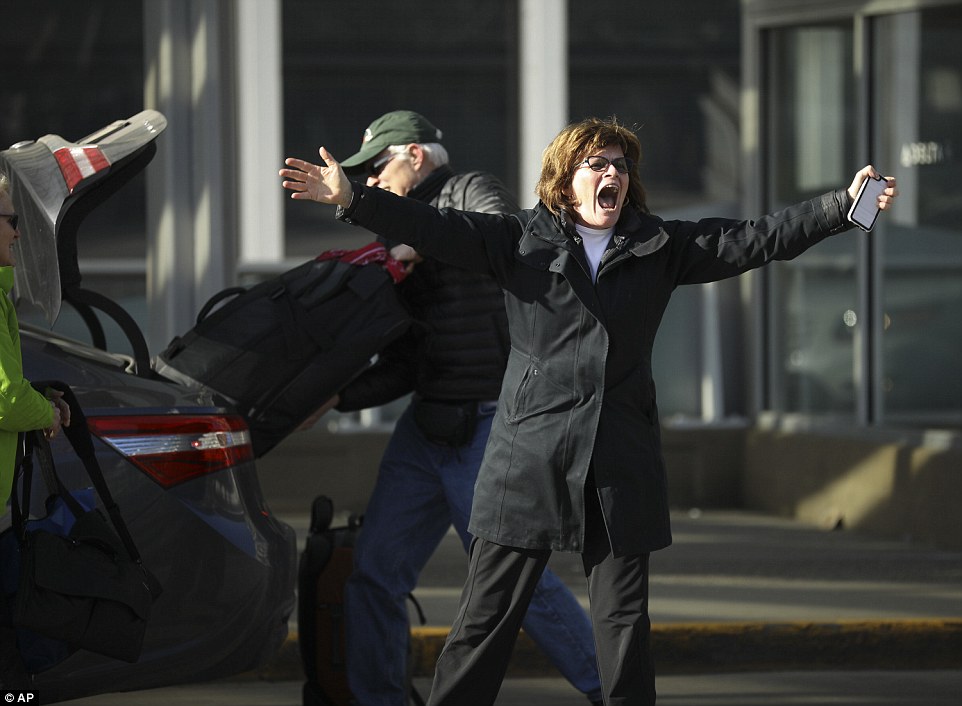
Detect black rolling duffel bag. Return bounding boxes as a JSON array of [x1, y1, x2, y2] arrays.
[[155, 243, 412, 457]]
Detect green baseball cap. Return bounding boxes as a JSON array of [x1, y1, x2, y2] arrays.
[[340, 110, 443, 174]]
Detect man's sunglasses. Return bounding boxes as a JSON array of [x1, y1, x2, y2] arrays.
[[578, 156, 633, 175], [369, 153, 398, 178], [0, 213, 19, 231]]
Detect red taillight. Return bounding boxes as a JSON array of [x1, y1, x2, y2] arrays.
[[86, 414, 254, 488]]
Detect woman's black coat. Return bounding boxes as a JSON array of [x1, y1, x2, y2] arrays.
[[339, 185, 853, 556]]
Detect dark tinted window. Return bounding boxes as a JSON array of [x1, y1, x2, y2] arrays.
[[0, 1, 146, 260], [568, 2, 740, 208], [281, 0, 519, 256]]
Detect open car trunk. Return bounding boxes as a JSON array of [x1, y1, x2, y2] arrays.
[[3, 110, 412, 457], [1, 110, 166, 377]]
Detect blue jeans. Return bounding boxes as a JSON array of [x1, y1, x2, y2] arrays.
[[345, 402, 602, 706]]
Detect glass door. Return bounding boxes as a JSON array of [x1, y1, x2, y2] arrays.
[[872, 6, 962, 426], [764, 23, 859, 417]]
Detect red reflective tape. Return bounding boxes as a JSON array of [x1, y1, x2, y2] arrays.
[[54, 149, 82, 191], [53, 146, 111, 193], [83, 146, 110, 172]]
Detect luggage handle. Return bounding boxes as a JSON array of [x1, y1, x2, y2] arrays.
[[196, 287, 247, 324], [194, 258, 342, 326]]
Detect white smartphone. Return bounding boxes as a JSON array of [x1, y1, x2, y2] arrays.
[[847, 174, 887, 231]]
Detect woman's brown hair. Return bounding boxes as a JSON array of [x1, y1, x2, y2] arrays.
[[536, 116, 648, 217]]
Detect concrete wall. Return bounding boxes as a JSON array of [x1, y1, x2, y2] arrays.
[[661, 425, 747, 509], [258, 424, 751, 517], [660, 423, 962, 550], [256, 423, 962, 550], [742, 428, 962, 550], [256, 428, 390, 516]]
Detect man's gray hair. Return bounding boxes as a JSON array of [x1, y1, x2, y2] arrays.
[[388, 142, 449, 169]]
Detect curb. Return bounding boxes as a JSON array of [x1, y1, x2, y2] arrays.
[[244, 618, 962, 681]]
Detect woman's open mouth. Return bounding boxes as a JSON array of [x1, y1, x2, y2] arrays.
[[598, 183, 621, 210]]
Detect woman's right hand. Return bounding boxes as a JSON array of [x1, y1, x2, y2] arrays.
[[279, 147, 353, 208]]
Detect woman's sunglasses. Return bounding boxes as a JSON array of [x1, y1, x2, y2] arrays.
[[578, 156, 633, 174]]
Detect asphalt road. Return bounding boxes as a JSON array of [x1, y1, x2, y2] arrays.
[[60, 670, 962, 705], [51, 509, 962, 705]]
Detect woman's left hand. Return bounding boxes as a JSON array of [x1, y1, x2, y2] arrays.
[[848, 165, 899, 210]]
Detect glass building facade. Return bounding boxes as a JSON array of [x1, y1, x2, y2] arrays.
[[2, 0, 959, 433], [747, 0, 962, 429]]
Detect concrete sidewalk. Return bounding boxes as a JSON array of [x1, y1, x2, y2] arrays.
[[256, 508, 962, 680]]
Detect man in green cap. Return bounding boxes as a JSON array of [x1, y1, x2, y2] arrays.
[[339, 110, 444, 172], [317, 111, 604, 706]]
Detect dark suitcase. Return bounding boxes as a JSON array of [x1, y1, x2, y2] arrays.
[[155, 245, 412, 456], [298, 496, 425, 706], [299, 496, 359, 706]]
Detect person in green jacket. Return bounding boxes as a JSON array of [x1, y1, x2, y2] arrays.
[[0, 172, 68, 509]]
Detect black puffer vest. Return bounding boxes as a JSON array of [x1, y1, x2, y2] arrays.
[[337, 166, 518, 411], [397, 166, 515, 401]]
